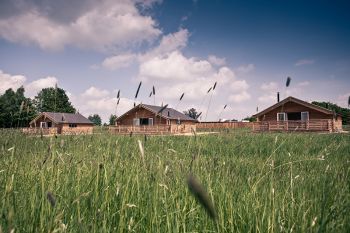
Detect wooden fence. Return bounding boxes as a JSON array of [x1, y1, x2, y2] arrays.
[[22, 127, 57, 135], [109, 124, 196, 135], [196, 122, 256, 130], [253, 119, 334, 132]]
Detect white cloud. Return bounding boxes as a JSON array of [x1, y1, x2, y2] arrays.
[[0, 70, 26, 94], [138, 50, 250, 108], [297, 81, 310, 86], [0, 70, 59, 97], [81, 86, 110, 98], [295, 59, 315, 66], [139, 50, 213, 82], [0, 0, 161, 51], [230, 80, 249, 92], [229, 91, 250, 103], [258, 94, 276, 103], [102, 53, 136, 70], [208, 55, 226, 66], [237, 64, 255, 73], [101, 28, 189, 70], [147, 28, 189, 57], [26, 77, 58, 97], [261, 82, 278, 91]]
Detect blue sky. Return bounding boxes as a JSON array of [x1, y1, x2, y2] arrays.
[[0, 0, 349, 122]]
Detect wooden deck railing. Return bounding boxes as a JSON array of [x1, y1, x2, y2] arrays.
[[22, 127, 58, 135], [196, 122, 255, 129], [253, 119, 333, 132], [109, 125, 172, 135], [109, 124, 196, 135]]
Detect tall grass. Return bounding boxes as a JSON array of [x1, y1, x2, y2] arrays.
[[0, 129, 349, 232]]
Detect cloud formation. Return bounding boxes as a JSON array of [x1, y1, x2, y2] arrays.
[[0, 0, 161, 51]]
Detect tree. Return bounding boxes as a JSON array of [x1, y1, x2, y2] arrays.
[[109, 114, 117, 125], [183, 108, 199, 119], [34, 87, 75, 113], [88, 114, 102, 126], [312, 101, 349, 125], [0, 87, 37, 128], [242, 116, 257, 122]]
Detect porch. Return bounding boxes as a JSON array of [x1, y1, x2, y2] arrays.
[[253, 119, 335, 132], [109, 124, 196, 135]]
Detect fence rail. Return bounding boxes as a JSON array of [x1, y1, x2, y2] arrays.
[[196, 122, 255, 129], [109, 125, 171, 135], [253, 119, 333, 132], [109, 124, 196, 135], [22, 127, 58, 135]]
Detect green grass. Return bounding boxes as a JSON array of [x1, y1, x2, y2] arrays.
[[0, 129, 349, 232]]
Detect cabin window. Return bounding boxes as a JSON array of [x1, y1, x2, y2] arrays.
[[40, 122, 47, 128], [139, 118, 153, 126], [47, 122, 52, 128], [133, 118, 140, 126], [177, 118, 181, 125], [69, 124, 77, 128], [301, 112, 309, 121], [287, 112, 301, 120], [277, 112, 286, 121]]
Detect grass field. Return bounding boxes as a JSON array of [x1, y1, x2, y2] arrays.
[[1, 129, 349, 232]]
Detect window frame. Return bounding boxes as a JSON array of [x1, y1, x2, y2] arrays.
[[301, 111, 309, 121], [277, 112, 286, 121]]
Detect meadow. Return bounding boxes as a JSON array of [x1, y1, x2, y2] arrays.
[[0, 129, 349, 232]]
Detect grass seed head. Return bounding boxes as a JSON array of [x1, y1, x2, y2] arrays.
[[47, 191, 56, 207], [135, 81, 142, 99], [180, 93, 185, 101], [187, 174, 217, 220], [286, 77, 291, 87], [157, 104, 168, 115]]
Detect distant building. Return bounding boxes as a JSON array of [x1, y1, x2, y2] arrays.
[[28, 112, 93, 135], [253, 96, 342, 132], [111, 104, 197, 135], [116, 104, 197, 126]]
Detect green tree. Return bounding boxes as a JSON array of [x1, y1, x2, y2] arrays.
[[312, 101, 349, 125], [242, 116, 257, 122], [34, 87, 75, 113], [0, 87, 37, 128], [183, 108, 199, 119], [88, 114, 102, 126], [109, 114, 117, 125]]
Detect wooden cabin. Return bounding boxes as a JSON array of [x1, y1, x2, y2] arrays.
[[111, 104, 197, 134], [25, 112, 94, 135], [252, 96, 342, 132]]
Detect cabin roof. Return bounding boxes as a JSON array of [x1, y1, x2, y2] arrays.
[[253, 96, 334, 117], [30, 112, 93, 124], [117, 104, 197, 122]]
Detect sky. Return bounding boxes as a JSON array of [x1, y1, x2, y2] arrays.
[[0, 0, 349, 122]]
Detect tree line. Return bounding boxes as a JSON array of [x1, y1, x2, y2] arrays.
[[0, 86, 114, 128]]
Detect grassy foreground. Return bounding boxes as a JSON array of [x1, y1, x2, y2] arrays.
[[0, 129, 349, 232]]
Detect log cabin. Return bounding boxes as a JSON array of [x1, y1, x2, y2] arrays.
[[26, 112, 94, 135], [252, 96, 342, 132], [111, 104, 197, 134]]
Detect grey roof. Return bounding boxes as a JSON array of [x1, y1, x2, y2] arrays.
[[32, 112, 93, 124], [117, 104, 197, 122], [142, 104, 197, 121]]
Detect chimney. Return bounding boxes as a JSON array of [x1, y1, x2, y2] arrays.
[[277, 92, 280, 103]]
